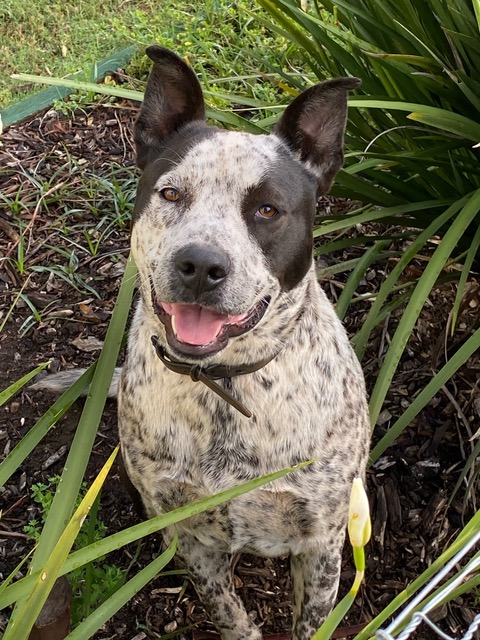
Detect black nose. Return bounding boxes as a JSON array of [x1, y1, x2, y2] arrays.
[[174, 244, 231, 295]]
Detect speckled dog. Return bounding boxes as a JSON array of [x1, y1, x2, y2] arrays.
[[116, 46, 370, 639], [39, 46, 371, 639]]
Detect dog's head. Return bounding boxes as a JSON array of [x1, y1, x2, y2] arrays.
[[132, 46, 359, 361]]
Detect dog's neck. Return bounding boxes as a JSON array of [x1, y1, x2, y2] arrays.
[[140, 268, 319, 418], [150, 335, 281, 418]]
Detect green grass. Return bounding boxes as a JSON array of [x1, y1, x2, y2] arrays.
[[1, 0, 292, 111]]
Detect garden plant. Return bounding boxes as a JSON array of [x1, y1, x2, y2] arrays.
[[1, 0, 480, 638]]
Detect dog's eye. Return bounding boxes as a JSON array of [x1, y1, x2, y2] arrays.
[[255, 204, 278, 219], [160, 187, 181, 202]]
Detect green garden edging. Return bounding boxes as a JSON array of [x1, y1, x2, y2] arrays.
[[1, 45, 138, 131]]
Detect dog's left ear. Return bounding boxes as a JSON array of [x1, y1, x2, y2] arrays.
[[275, 77, 360, 194], [134, 46, 206, 169]]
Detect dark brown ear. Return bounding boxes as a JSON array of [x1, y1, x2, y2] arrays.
[[134, 46, 206, 169], [275, 77, 360, 194]]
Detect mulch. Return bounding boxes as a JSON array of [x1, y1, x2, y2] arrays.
[[1, 99, 479, 639]]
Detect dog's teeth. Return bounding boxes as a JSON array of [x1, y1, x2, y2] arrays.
[[171, 315, 177, 336]]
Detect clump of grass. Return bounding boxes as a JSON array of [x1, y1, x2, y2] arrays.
[[1, 159, 134, 334], [24, 475, 124, 626], [2, 0, 293, 112]]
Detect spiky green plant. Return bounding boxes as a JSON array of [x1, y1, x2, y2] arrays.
[[249, 0, 480, 636], [254, 0, 480, 451]]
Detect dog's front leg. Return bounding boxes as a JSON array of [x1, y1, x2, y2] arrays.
[[290, 542, 343, 640], [176, 532, 262, 640]]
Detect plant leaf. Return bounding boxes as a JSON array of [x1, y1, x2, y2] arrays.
[[368, 189, 480, 427], [3, 448, 118, 640]]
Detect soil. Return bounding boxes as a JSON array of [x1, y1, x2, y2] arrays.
[[1, 99, 480, 640]]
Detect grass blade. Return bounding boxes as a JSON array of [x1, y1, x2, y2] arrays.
[[368, 189, 480, 427], [0, 361, 51, 407], [26, 254, 136, 571], [314, 200, 451, 238], [369, 327, 480, 463], [353, 510, 480, 639], [353, 197, 465, 360], [0, 459, 313, 609], [10, 73, 144, 102], [348, 98, 480, 141], [450, 222, 480, 332], [3, 449, 118, 640], [0, 365, 95, 487], [312, 592, 356, 639], [336, 241, 388, 321]]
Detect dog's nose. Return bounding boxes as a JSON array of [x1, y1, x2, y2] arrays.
[[174, 244, 231, 294]]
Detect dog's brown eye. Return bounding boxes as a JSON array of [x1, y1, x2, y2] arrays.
[[256, 205, 278, 219], [160, 187, 181, 202]]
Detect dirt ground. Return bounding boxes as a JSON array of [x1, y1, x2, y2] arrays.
[[1, 100, 479, 639]]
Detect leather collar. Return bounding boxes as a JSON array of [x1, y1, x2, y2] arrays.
[[151, 335, 278, 419]]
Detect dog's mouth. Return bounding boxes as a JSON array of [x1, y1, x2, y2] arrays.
[[152, 296, 270, 358]]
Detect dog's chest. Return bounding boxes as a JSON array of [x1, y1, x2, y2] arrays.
[[120, 310, 365, 484], [120, 351, 326, 486], [118, 292, 370, 554]]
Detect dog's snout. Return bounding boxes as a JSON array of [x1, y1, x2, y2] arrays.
[[174, 244, 230, 294]]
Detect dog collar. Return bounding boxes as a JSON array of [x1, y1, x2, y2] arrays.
[[151, 335, 278, 419]]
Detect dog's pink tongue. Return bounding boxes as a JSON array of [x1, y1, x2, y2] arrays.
[[169, 304, 229, 346]]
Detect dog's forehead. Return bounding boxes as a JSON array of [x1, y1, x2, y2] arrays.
[[157, 130, 285, 190]]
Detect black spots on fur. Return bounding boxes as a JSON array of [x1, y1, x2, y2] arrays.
[[220, 519, 233, 539], [209, 401, 231, 427], [139, 447, 157, 463], [292, 498, 315, 537], [342, 369, 354, 393], [263, 419, 276, 437], [306, 324, 317, 344], [195, 574, 208, 587], [332, 336, 341, 357], [120, 374, 135, 398], [361, 439, 370, 459], [222, 377, 233, 392], [119, 374, 129, 394], [347, 410, 357, 423], [345, 399, 356, 412], [133, 353, 147, 374], [121, 360, 152, 394], [130, 419, 144, 443], [315, 358, 332, 379], [213, 447, 261, 476], [259, 375, 273, 390], [156, 483, 192, 512], [135, 406, 147, 425], [196, 389, 210, 411], [191, 420, 205, 433], [132, 124, 217, 223], [204, 512, 217, 526]]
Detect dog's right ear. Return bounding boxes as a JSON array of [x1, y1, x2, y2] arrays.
[[134, 46, 206, 170], [275, 77, 361, 195]]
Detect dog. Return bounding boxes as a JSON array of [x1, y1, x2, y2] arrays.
[[36, 46, 370, 639]]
